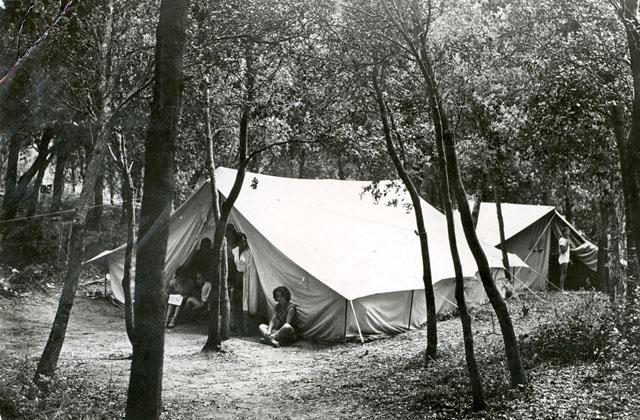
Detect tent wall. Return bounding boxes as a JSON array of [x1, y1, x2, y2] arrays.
[[229, 209, 348, 342], [504, 213, 554, 292], [106, 183, 212, 303]]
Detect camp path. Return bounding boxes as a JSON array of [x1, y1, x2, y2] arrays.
[[0, 291, 374, 419]]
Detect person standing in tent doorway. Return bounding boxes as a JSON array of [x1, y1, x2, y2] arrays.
[[233, 233, 260, 334], [259, 286, 297, 348], [558, 227, 571, 291]]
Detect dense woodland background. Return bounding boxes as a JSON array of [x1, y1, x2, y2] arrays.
[[1, 0, 640, 419]]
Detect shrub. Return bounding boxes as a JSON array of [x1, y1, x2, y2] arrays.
[[0, 357, 125, 419], [519, 294, 616, 365]]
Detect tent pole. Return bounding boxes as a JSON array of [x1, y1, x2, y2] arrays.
[[407, 290, 414, 330], [343, 299, 348, 344], [349, 300, 365, 344]]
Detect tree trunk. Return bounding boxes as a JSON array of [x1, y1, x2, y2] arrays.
[[3, 134, 20, 207], [471, 178, 483, 229], [33, 135, 107, 385], [434, 110, 486, 411], [203, 46, 254, 352], [125, 0, 187, 418], [86, 164, 105, 230], [114, 133, 137, 346], [490, 176, 512, 283], [51, 145, 69, 212], [618, 1, 640, 304], [25, 159, 48, 217], [597, 199, 611, 292], [298, 148, 306, 178], [416, 43, 526, 386], [337, 156, 345, 180], [372, 68, 437, 361], [203, 75, 231, 342], [2, 127, 54, 222], [609, 103, 640, 305]]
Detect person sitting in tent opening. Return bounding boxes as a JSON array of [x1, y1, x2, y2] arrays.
[[165, 265, 194, 328], [183, 238, 214, 319], [558, 227, 571, 291], [258, 286, 297, 348]]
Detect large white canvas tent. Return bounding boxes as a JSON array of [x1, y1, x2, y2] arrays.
[[469, 202, 598, 292], [90, 168, 527, 342]]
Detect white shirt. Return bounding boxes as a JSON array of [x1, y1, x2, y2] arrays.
[[558, 237, 570, 264]]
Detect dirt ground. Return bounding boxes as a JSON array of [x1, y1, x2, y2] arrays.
[[3, 287, 633, 419], [0, 289, 363, 419]]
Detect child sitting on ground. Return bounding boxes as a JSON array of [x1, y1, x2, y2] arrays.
[[165, 266, 193, 328]]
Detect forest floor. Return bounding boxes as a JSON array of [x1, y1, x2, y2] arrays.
[[1, 281, 639, 419]]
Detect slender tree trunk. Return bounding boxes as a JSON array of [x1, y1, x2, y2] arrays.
[[471, 178, 483, 229], [337, 156, 346, 180], [372, 68, 437, 361], [597, 199, 611, 292], [33, 136, 107, 385], [25, 160, 48, 217], [563, 174, 573, 224], [203, 46, 254, 352], [490, 176, 512, 283], [86, 164, 105, 230], [2, 127, 54, 222], [417, 44, 526, 386], [298, 148, 306, 178], [125, 0, 187, 417], [434, 111, 486, 411], [618, 1, 640, 304], [609, 103, 640, 304], [113, 134, 137, 346], [3, 134, 20, 207], [203, 75, 231, 342], [51, 145, 69, 212]]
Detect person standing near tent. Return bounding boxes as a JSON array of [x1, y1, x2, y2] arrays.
[[233, 234, 260, 333], [258, 286, 297, 347], [558, 227, 571, 291]]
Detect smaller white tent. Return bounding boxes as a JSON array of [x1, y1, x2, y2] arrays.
[[90, 169, 527, 342], [469, 202, 598, 292]]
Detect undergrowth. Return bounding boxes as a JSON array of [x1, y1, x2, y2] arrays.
[[0, 356, 124, 420]]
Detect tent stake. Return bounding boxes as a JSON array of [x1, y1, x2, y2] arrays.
[[349, 300, 365, 344]]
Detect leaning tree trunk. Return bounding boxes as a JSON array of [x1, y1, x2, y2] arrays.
[[417, 47, 526, 386], [34, 133, 108, 385], [33, 0, 118, 381], [434, 113, 486, 411], [372, 68, 437, 361], [125, 0, 187, 418]]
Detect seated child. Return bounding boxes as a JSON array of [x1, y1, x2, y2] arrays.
[[166, 266, 192, 328], [258, 286, 297, 348]]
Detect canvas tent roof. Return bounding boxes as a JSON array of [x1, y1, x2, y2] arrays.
[[469, 202, 598, 272], [90, 168, 528, 341]]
